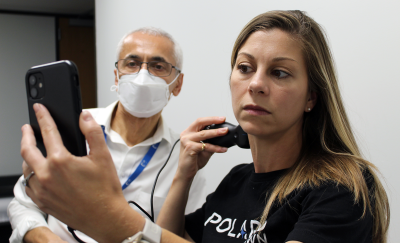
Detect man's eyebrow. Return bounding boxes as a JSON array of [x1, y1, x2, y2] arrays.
[[150, 56, 167, 62], [126, 54, 140, 59], [124, 55, 168, 63]]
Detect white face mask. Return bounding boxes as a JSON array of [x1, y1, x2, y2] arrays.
[[111, 69, 179, 118]]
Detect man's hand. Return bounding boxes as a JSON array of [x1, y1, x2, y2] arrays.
[[21, 103, 144, 243]]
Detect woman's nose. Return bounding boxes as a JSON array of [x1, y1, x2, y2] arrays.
[[248, 72, 269, 95]]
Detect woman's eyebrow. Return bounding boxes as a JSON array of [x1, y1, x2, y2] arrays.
[[238, 52, 297, 63], [272, 57, 297, 63], [237, 52, 255, 59]]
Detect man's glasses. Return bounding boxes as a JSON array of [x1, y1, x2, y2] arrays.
[[115, 59, 181, 77]]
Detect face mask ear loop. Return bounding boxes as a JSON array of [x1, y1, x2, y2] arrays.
[[110, 69, 120, 92], [166, 73, 180, 99]]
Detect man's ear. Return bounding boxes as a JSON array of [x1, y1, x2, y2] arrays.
[[114, 69, 119, 86], [171, 73, 184, 97], [305, 91, 317, 112]]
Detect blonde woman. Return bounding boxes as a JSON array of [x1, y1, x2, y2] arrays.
[[156, 10, 390, 243], [21, 10, 389, 243]]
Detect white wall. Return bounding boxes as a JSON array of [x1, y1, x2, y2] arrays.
[[95, 0, 400, 241], [0, 13, 56, 176]]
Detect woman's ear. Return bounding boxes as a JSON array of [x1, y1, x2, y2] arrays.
[[305, 91, 317, 112]]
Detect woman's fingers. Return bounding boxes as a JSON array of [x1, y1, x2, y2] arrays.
[[180, 116, 230, 157], [188, 127, 229, 143], [202, 142, 228, 153], [178, 116, 230, 178], [184, 116, 226, 134], [181, 129, 229, 154]]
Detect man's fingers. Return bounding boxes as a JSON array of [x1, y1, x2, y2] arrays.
[[21, 124, 45, 173], [33, 104, 68, 156], [22, 161, 31, 177], [79, 111, 110, 157]]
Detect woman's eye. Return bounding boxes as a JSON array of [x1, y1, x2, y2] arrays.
[[238, 64, 253, 73], [271, 70, 289, 79]]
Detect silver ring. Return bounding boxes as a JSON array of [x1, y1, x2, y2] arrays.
[[22, 171, 35, 187]]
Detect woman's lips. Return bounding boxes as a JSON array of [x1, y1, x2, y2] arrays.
[[243, 105, 271, 115]]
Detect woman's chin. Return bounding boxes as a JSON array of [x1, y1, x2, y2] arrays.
[[239, 121, 271, 138]]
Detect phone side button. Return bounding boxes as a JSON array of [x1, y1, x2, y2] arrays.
[[75, 92, 82, 113]]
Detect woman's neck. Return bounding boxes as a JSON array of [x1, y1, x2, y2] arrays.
[[110, 102, 160, 147], [249, 129, 303, 173]]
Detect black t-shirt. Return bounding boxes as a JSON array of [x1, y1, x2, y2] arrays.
[[185, 163, 373, 243]]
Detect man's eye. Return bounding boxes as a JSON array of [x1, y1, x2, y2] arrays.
[[126, 61, 139, 67], [271, 70, 289, 79], [150, 62, 167, 70], [238, 64, 252, 73], [154, 64, 165, 70]]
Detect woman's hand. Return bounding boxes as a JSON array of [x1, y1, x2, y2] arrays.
[[156, 116, 228, 235], [177, 116, 229, 180]]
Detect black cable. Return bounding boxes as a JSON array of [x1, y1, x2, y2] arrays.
[[150, 138, 180, 222], [67, 138, 180, 242], [128, 200, 152, 219], [68, 226, 86, 243]]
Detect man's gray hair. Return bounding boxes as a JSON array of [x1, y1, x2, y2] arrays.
[[116, 27, 183, 69]]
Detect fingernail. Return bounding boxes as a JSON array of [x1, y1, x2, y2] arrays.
[[82, 111, 93, 121], [220, 127, 228, 133], [219, 116, 226, 120], [33, 103, 42, 112], [221, 147, 228, 152]]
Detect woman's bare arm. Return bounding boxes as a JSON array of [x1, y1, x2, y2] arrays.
[[157, 117, 228, 240]]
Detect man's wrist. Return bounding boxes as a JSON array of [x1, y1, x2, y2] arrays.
[[107, 203, 146, 243], [121, 219, 162, 243], [82, 199, 146, 243]]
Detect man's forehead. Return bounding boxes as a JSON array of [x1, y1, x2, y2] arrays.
[[120, 32, 175, 63]]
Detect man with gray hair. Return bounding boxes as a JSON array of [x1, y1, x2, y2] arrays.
[[8, 27, 207, 243]]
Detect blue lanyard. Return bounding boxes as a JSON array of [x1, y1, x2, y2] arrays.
[[101, 125, 161, 190]]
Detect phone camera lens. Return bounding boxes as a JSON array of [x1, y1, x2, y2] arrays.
[[29, 75, 37, 85], [30, 88, 38, 98]]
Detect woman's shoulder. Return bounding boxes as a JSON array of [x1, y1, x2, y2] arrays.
[[222, 163, 254, 181], [229, 162, 254, 174]]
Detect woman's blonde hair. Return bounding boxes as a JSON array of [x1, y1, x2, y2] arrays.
[[231, 10, 389, 243]]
